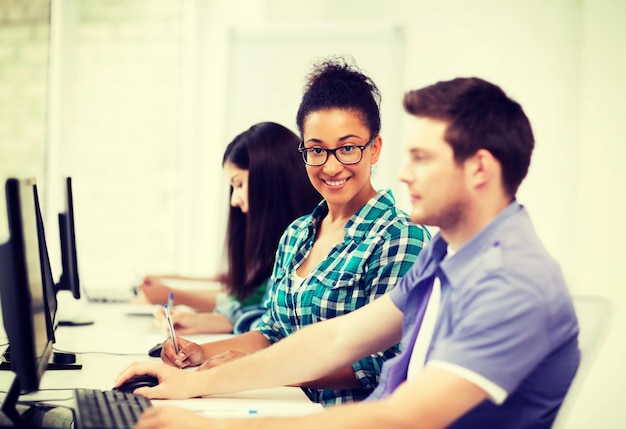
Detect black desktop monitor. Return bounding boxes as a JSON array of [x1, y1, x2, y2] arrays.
[[0, 178, 81, 372], [33, 183, 83, 363], [0, 178, 55, 425], [56, 177, 80, 299], [33, 184, 59, 337], [53, 177, 93, 326]]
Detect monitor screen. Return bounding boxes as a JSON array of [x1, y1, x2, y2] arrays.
[[57, 177, 80, 299], [0, 178, 54, 399]]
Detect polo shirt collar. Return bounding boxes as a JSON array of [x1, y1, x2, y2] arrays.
[[437, 200, 523, 287]]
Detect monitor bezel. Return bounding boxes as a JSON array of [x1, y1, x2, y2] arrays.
[[34, 184, 60, 338], [56, 177, 80, 299], [0, 178, 55, 395]]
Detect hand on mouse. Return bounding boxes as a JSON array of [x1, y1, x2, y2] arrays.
[[114, 362, 199, 400], [161, 336, 205, 368]]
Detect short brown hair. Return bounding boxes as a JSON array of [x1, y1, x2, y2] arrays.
[[403, 77, 534, 197]]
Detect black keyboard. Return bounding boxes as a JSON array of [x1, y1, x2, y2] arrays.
[[74, 388, 152, 429]]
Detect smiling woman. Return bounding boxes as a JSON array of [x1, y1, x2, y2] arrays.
[[156, 57, 431, 407]]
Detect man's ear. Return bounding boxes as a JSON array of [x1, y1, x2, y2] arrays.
[[466, 149, 498, 189]]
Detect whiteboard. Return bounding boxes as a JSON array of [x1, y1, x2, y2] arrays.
[[224, 23, 408, 200]]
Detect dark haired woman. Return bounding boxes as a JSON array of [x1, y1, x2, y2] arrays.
[[142, 121, 321, 334]]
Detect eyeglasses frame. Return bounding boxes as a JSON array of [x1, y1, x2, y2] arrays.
[[298, 136, 376, 166]]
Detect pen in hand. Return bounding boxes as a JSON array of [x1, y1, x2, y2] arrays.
[[164, 303, 180, 358]]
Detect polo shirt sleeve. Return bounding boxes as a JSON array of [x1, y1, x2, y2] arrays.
[[390, 262, 423, 311], [428, 273, 551, 403]]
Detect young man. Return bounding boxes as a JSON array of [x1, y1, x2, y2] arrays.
[[118, 77, 580, 429]]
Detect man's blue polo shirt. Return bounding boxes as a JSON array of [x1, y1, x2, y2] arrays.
[[367, 201, 580, 429]]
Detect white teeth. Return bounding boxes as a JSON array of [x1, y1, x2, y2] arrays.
[[326, 179, 347, 186]]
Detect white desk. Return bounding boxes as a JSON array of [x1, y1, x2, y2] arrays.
[[4, 301, 321, 422]]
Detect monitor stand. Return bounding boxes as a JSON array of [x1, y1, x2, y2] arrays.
[[0, 347, 82, 371], [56, 292, 95, 326], [57, 315, 95, 327], [46, 350, 83, 370]]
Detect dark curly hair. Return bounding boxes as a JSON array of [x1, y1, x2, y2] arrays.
[[296, 56, 381, 139]]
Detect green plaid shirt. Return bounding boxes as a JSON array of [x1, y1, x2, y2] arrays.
[[256, 189, 430, 406]]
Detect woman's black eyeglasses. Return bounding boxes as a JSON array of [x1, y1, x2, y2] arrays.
[[298, 137, 375, 166]]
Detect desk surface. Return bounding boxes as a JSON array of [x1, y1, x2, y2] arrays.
[[1, 300, 322, 420]]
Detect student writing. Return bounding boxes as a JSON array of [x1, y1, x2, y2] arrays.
[[144, 122, 322, 334]]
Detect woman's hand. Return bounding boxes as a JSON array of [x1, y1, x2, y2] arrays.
[[155, 308, 234, 335], [138, 276, 171, 304], [161, 336, 206, 368], [155, 308, 207, 335]]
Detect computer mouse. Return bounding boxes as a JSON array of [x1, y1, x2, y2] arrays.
[[113, 374, 159, 393], [148, 343, 163, 358]]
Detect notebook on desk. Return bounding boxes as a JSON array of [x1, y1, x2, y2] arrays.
[[117, 303, 160, 317]]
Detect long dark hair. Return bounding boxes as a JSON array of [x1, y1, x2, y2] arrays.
[[222, 122, 321, 301]]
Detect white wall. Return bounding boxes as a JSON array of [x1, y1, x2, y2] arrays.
[[570, 1, 626, 427]]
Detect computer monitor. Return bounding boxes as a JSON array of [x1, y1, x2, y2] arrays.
[[33, 184, 83, 365], [56, 177, 80, 299], [0, 178, 55, 424], [33, 184, 59, 336], [0, 178, 81, 367], [52, 177, 94, 326]]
